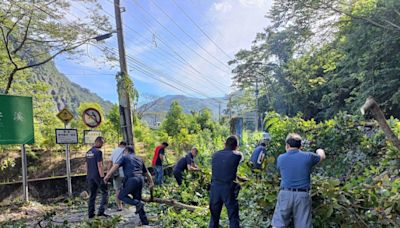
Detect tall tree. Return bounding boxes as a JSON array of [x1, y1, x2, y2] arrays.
[[0, 0, 111, 94]]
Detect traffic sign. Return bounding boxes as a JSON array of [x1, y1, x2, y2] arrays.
[[0, 95, 34, 144], [82, 108, 102, 128], [57, 108, 74, 124], [55, 129, 78, 144], [83, 130, 102, 144]]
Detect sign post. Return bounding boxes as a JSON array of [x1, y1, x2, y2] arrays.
[[0, 95, 34, 202], [56, 108, 74, 197]]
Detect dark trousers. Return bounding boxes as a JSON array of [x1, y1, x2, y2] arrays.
[[88, 178, 109, 217], [118, 177, 148, 224], [209, 182, 240, 228], [173, 171, 183, 186]]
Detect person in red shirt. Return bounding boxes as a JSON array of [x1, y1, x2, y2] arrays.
[[152, 142, 168, 185]]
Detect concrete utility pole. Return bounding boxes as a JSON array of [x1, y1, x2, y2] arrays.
[[114, 0, 134, 146], [255, 79, 259, 132]]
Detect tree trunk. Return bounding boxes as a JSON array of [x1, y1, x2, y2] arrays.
[[361, 97, 400, 151], [142, 196, 204, 212]]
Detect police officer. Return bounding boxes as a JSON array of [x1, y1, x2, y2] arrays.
[[173, 147, 200, 186], [209, 135, 243, 228], [104, 146, 154, 225], [86, 136, 109, 218]]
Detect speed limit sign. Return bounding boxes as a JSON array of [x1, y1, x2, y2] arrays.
[[82, 108, 102, 128]]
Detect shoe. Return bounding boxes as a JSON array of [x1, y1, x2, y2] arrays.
[[135, 202, 144, 214], [88, 214, 95, 219], [97, 212, 110, 217], [141, 220, 149, 225]]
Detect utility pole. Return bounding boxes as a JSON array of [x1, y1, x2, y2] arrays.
[[114, 0, 134, 146], [218, 102, 221, 123], [255, 79, 259, 132]]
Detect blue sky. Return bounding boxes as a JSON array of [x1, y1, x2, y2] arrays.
[[55, 0, 271, 104]]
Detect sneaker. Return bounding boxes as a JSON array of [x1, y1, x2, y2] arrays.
[[97, 212, 110, 217], [141, 220, 149, 225], [135, 202, 144, 214], [88, 214, 95, 219]]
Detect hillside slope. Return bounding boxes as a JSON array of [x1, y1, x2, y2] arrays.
[[30, 61, 113, 114]]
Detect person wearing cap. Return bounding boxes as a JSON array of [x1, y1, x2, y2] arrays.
[[107, 141, 127, 211], [173, 147, 200, 186], [86, 136, 109, 218], [272, 133, 326, 228], [104, 146, 154, 225], [209, 135, 244, 228]]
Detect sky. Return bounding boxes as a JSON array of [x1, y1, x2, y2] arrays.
[[55, 0, 272, 104]]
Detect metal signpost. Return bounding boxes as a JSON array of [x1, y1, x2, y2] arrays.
[[0, 95, 34, 202], [56, 108, 75, 197]]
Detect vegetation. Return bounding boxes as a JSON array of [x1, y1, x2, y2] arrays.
[[228, 0, 400, 120], [1, 0, 400, 227]]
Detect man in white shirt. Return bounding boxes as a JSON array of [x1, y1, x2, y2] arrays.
[[107, 141, 127, 211]]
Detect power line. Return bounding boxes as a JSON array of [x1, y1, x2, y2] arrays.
[[131, 0, 231, 75], [94, 44, 221, 107], [101, 0, 229, 91], [171, 0, 233, 60], [148, 0, 231, 69], [95, 1, 229, 92]]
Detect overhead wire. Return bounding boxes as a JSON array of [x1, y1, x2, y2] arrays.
[[99, 0, 229, 92], [131, 0, 231, 74], [94, 43, 222, 107], [148, 0, 231, 69], [170, 0, 233, 60]]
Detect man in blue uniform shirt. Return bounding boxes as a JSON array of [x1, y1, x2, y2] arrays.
[[104, 146, 154, 225], [86, 136, 109, 218], [249, 142, 267, 170], [209, 135, 244, 228], [173, 147, 200, 185], [272, 133, 326, 228]]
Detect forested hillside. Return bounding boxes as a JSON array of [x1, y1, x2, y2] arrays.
[[228, 0, 400, 120]]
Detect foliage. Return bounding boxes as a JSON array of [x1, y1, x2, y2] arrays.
[[0, 0, 111, 93], [229, 0, 400, 120], [149, 112, 399, 227]]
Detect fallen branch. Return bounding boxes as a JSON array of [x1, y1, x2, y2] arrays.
[[360, 97, 400, 151], [142, 197, 204, 212]]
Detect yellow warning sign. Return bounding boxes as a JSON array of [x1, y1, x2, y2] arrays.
[[57, 108, 74, 124]]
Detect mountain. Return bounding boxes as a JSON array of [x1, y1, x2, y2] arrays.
[[139, 95, 227, 116], [30, 61, 114, 114]]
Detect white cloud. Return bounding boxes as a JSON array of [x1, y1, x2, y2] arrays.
[[175, 0, 272, 97], [213, 2, 233, 12]]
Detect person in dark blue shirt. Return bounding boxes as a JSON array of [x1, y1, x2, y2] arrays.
[[104, 146, 154, 226], [173, 147, 200, 185], [86, 136, 109, 219], [209, 135, 244, 228], [272, 133, 326, 228], [249, 142, 267, 170]]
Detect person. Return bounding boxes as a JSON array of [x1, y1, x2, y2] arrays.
[[272, 133, 326, 228], [104, 146, 154, 225], [249, 142, 267, 171], [209, 135, 244, 228], [151, 142, 168, 185], [86, 136, 109, 218], [107, 141, 127, 211], [173, 147, 200, 186]]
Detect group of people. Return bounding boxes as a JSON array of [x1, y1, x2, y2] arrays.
[[85, 132, 326, 227]]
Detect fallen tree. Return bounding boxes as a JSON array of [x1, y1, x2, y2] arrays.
[[142, 196, 204, 212]]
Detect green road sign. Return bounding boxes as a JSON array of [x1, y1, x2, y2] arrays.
[[0, 95, 34, 144]]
